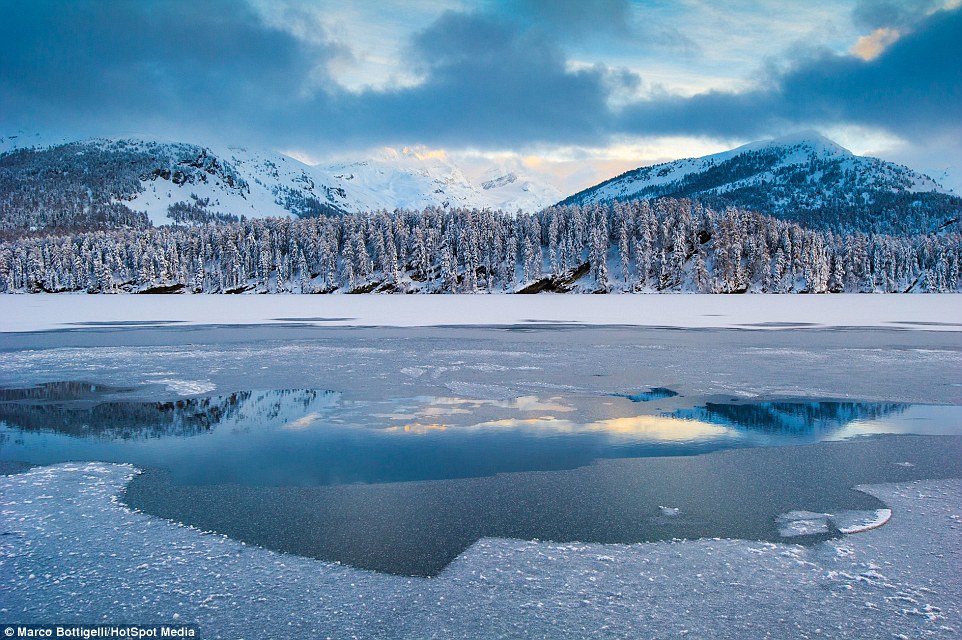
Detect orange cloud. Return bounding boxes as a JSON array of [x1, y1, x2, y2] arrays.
[[851, 28, 901, 61]]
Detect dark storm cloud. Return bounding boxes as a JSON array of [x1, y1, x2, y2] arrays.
[[0, 1, 623, 148], [778, 6, 962, 136], [325, 11, 620, 147], [0, 1, 958, 151], [617, 6, 962, 141], [0, 0, 334, 139]]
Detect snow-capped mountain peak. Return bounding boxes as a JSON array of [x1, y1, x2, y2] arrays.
[[762, 130, 851, 156], [559, 132, 957, 233]]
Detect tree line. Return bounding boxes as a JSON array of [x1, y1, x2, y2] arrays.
[[1, 198, 959, 294]]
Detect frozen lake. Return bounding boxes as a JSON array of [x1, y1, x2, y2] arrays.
[[2, 380, 960, 574], [1, 296, 960, 635], [2, 292, 961, 332]]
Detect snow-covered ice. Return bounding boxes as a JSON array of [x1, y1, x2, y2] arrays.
[[2, 463, 959, 639], [144, 378, 217, 395], [776, 511, 833, 537], [1, 293, 960, 333], [776, 509, 894, 537], [833, 509, 893, 534]]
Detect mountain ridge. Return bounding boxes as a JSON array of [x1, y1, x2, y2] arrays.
[[3, 131, 960, 236], [0, 134, 561, 232], [559, 133, 959, 234]]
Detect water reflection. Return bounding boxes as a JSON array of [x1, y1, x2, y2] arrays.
[[614, 387, 679, 402], [0, 381, 132, 402], [0, 384, 955, 488], [4, 382, 962, 575], [443, 415, 733, 442], [671, 401, 910, 438], [0, 387, 339, 440]]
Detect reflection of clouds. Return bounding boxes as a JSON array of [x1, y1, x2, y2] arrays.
[[510, 396, 572, 412], [588, 416, 731, 441], [377, 395, 793, 443], [470, 418, 559, 429], [386, 413, 730, 442], [419, 406, 472, 417], [378, 394, 730, 442], [407, 394, 574, 417], [283, 412, 322, 431], [385, 423, 448, 434]]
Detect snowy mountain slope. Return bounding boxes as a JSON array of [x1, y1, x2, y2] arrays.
[[327, 148, 560, 213], [0, 135, 561, 232], [0, 137, 327, 230], [0, 131, 77, 155], [124, 141, 321, 225], [560, 132, 961, 233]]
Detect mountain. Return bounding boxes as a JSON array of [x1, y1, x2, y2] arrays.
[[325, 146, 560, 214], [559, 132, 961, 234], [0, 135, 560, 233]]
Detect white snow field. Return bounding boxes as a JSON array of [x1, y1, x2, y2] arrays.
[[1, 293, 960, 333], [1, 464, 959, 639]]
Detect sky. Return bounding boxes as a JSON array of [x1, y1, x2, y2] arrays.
[[1, 0, 960, 193]]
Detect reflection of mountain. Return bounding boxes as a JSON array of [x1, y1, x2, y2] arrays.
[[615, 387, 679, 403], [0, 387, 339, 440], [671, 401, 909, 435], [0, 381, 131, 402]]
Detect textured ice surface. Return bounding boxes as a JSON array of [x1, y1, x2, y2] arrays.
[[2, 322, 959, 411], [776, 511, 833, 537], [144, 378, 217, 395], [776, 509, 895, 537], [834, 509, 893, 534], [2, 463, 959, 639]]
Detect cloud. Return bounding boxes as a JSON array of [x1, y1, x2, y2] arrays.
[[506, 0, 633, 38], [777, 6, 962, 137], [0, 0, 336, 141], [851, 0, 941, 30], [502, 0, 699, 55], [850, 27, 902, 60], [287, 10, 629, 149], [0, 0, 958, 157], [617, 6, 962, 142]]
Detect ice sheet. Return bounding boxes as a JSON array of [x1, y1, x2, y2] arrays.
[[2, 293, 960, 333]]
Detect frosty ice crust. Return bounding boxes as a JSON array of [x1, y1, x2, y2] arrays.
[[776, 508, 893, 537]]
